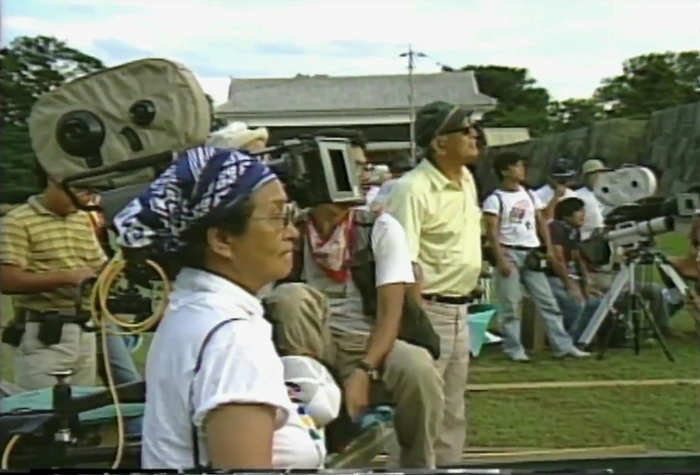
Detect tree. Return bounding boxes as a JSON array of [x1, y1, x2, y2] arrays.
[[595, 51, 700, 118], [547, 98, 608, 133], [443, 65, 552, 136], [0, 36, 105, 202]]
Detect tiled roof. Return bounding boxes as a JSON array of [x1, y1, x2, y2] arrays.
[[216, 71, 497, 115]]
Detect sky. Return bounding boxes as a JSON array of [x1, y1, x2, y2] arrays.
[[3, 0, 700, 106]]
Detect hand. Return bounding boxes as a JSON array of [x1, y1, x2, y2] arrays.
[[343, 369, 370, 421], [497, 260, 514, 277], [567, 282, 585, 304], [63, 268, 96, 287], [545, 249, 556, 264], [586, 286, 604, 298]]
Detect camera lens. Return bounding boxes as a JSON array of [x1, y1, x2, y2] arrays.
[[56, 110, 106, 161], [129, 100, 156, 127]]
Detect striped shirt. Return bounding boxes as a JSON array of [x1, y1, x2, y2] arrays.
[[0, 196, 107, 312]]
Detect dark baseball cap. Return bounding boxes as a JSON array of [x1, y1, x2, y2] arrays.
[[415, 101, 471, 148], [550, 158, 576, 178]]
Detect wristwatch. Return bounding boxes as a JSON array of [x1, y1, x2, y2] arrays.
[[356, 361, 380, 381]]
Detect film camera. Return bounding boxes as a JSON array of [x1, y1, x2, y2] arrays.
[[579, 166, 699, 265], [576, 166, 699, 350]]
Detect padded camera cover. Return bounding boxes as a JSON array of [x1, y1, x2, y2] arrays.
[[29, 58, 211, 190]]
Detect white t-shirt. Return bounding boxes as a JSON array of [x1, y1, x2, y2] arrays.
[[302, 212, 415, 334], [371, 179, 398, 206], [365, 185, 381, 204], [482, 187, 544, 248], [575, 187, 606, 240], [533, 184, 577, 205], [142, 268, 321, 470]]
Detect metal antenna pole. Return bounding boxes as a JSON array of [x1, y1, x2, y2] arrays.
[[400, 45, 425, 164]]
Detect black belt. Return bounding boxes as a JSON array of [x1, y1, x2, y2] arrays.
[[22, 309, 91, 326], [502, 245, 539, 251], [422, 294, 472, 305]]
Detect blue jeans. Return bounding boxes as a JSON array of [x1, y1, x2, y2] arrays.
[[494, 248, 576, 358], [102, 325, 143, 436], [547, 277, 601, 341]]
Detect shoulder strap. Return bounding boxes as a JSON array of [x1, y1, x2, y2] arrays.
[[351, 210, 378, 263], [491, 191, 505, 223], [190, 317, 241, 469]]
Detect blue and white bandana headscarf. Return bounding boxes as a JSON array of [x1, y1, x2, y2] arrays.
[[114, 145, 276, 253]]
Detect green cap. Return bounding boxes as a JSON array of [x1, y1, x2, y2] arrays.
[[414, 101, 470, 148]]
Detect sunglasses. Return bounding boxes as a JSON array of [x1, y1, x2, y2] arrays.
[[439, 125, 477, 137]]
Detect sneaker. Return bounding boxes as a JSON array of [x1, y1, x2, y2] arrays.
[[510, 353, 531, 363], [555, 347, 591, 358]]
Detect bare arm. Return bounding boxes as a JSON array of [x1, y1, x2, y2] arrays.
[[0, 214, 86, 293], [536, 209, 553, 251], [0, 264, 75, 294], [363, 216, 417, 367], [483, 214, 507, 268], [363, 283, 404, 368], [573, 249, 591, 287], [549, 244, 573, 288], [410, 263, 423, 303], [205, 403, 276, 469]]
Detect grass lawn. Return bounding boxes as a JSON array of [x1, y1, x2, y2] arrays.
[[1, 232, 698, 453]]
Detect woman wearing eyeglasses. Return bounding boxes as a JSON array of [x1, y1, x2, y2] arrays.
[[114, 146, 323, 470]]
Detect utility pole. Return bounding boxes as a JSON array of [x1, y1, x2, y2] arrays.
[[400, 45, 425, 164]]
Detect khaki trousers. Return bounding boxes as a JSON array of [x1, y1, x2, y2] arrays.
[[265, 283, 445, 468], [14, 321, 97, 390], [422, 300, 470, 466]]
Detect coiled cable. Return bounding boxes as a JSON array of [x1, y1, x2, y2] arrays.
[[0, 251, 171, 469]]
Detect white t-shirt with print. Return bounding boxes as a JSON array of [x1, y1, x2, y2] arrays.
[[141, 268, 321, 470], [533, 184, 577, 205], [302, 212, 415, 334], [575, 186, 606, 240], [482, 187, 545, 248]]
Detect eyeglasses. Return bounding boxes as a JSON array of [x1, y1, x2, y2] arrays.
[[250, 203, 299, 229]]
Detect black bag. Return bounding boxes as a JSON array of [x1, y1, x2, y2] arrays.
[[1, 319, 25, 348], [349, 210, 441, 361]]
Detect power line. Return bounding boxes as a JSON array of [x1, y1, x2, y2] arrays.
[[399, 45, 426, 164]]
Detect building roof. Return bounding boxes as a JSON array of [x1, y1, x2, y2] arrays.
[[216, 71, 497, 116]]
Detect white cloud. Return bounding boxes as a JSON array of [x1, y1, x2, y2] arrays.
[[4, 0, 700, 105]]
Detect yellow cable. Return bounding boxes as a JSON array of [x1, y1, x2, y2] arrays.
[[88, 251, 171, 468], [0, 252, 169, 469], [1, 435, 20, 469]]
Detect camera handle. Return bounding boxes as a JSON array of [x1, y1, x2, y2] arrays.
[[49, 369, 75, 467]]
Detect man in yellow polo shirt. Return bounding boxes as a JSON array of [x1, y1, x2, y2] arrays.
[[0, 167, 106, 390], [384, 101, 482, 466]]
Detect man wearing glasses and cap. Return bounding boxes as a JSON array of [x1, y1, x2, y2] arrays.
[[384, 101, 482, 465], [533, 158, 578, 221]]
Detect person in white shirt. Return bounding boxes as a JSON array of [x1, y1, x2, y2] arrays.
[[576, 159, 611, 240], [114, 146, 331, 470], [265, 129, 444, 468], [482, 152, 590, 362], [368, 154, 414, 212], [533, 158, 578, 221]]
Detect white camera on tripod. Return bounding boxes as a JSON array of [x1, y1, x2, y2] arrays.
[[593, 166, 657, 209]]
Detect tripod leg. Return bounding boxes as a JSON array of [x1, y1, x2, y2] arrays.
[[637, 294, 676, 362], [630, 295, 642, 355], [596, 310, 622, 361]]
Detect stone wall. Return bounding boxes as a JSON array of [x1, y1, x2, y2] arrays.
[[477, 101, 700, 195]]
